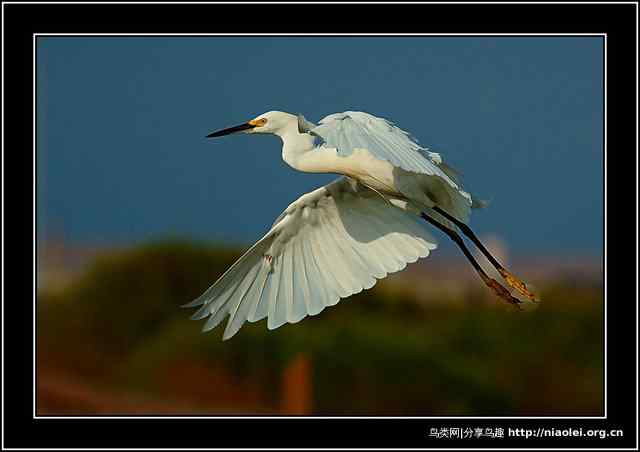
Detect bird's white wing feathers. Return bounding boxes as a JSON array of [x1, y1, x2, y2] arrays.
[[184, 177, 437, 340], [311, 111, 459, 189]]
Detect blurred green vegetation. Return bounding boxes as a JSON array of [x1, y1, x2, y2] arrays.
[[37, 240, 603, 415]]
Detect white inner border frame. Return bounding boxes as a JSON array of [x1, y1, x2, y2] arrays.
[[28, 32, 611, 423]]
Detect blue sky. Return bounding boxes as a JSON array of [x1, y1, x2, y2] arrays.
[[37, 36, 603, 255]]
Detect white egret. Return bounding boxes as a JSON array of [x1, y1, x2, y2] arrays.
[[185, 111, 539, 340]]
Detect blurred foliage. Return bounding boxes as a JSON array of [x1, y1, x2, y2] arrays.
[[37, 240, 603, 415]]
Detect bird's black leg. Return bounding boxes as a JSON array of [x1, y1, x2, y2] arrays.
[[432, 206, 538, 302], [420, 213, 523, 309]]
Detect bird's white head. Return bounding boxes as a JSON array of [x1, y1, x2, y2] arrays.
[[207, 111, 298, 139]]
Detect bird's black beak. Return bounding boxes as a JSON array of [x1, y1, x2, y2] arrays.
[[206, 122, 256, 138]]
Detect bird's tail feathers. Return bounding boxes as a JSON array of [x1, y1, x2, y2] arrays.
[[471, 194, 491, 209]]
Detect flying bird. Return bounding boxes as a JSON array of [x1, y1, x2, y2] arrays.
[[184, 111, 539, 340]]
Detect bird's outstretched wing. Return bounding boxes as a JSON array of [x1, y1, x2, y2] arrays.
[[184, 177, 437, 340], [309, 111, 459, 189]]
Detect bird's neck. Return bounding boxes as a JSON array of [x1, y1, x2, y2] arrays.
[[275, 122, 344, 175], [278, 127, 323, 173]]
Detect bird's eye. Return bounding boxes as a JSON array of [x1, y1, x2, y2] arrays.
[[257, 118, 267, 126]]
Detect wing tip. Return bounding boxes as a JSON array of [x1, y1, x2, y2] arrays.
[[267, 318, 287, 331], [181, 298, 205, 309], [190, 306, 210, 321], [221, 330, 236, 341]]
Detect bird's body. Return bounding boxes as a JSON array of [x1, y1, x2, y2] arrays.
[[273, 111, 474, 226], [187, 110, 538, 340]]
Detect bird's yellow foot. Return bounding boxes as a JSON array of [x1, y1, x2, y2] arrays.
[[486, 278, 524, 310], [498, 268, 539, 302]]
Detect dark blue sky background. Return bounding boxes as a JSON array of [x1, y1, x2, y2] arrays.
[[37, 37, 603, 255]]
